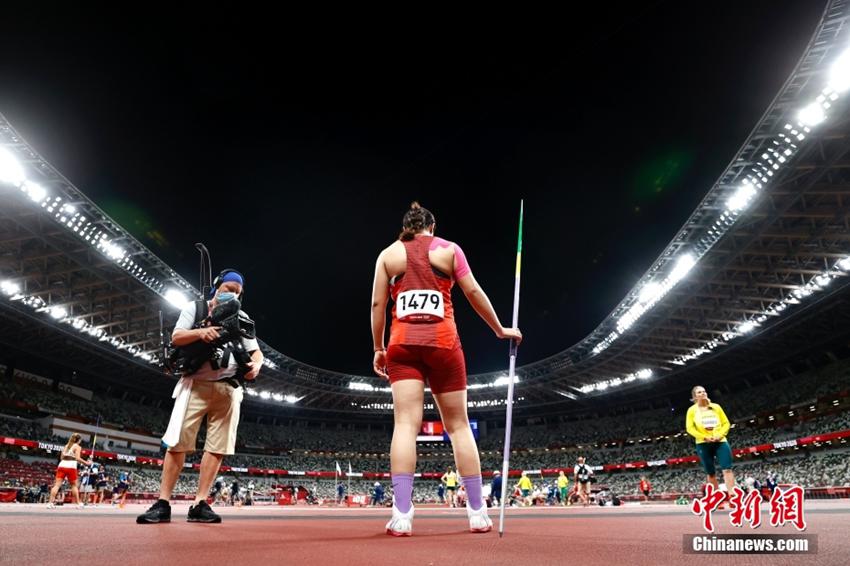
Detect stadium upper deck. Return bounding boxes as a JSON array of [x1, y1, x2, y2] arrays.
[[2, 1, 850, 416]]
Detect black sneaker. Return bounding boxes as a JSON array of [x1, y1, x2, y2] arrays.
[[136, 499, 171, 524], [187, 500, 221, 523]]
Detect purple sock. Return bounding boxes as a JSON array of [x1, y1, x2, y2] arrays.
[[392, 473, 414, 513], [461, 474, 483, 510]]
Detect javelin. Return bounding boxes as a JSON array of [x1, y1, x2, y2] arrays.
[[498, 200, 523, 537], [90, 413, 101, 461]]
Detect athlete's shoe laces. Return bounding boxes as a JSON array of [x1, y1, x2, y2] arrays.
[[385, 504, 414, 536], [467, 504, 493, 533]]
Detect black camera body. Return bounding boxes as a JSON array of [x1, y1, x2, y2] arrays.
[[166, 298, 256, 385]]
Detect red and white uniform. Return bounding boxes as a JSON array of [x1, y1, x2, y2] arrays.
[[55, 447, 79, 484], [387, 235, 470, 394]]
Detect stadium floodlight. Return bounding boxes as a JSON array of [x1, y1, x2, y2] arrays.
[[726, 183, 757, 212], [284, 395, 301, 404], [828, 48, 850, 93], [164, 288, 190, 310], [259, 390, 271, 400], [492, 375, 519, 387], [798, 102, 826, 127], [72, 318, 86, 330], [838, 257, 850, 271], [101, 241, 126, 260], [49, 306, 68, 320], [669, 253, 696, 283], [0, 280, 20, 296], [271, 393, 284, 402], [737, 321, 758, 334], [636, 368, 653, 379], [22, 181, 48, 203], [0, 148, 26, 186], [245, 389, 259, 397], [637, 282, 662, 304], [349, 382, 375, 391], [815, 274, 832, 287]]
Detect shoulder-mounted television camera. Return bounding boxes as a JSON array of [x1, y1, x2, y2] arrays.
[[166, 298, 256, 387]]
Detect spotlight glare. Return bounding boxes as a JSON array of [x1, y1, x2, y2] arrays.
[[798, 102, 826, 127], [726, 183, 757, 212], [0, 280, 21, 296], [23, 181, 48, 203], [828, 48, 850, 92], [164, 288, 190, 310], [638, 282, 662, 304], [49, 306, 68, 320], [0, 148, 26, 186], [669, 254, 696, 283]]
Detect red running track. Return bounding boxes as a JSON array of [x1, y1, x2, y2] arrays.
[[0, 501, 847, 566]]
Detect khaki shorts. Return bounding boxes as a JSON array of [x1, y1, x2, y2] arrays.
[[169, 380, 243, 455]]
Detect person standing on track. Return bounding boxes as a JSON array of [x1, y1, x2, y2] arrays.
[[574, 456, 593, 507], [441, 467, 459, 508], [47, 433, 91, 509], [686, 385, 736, 504], [639, 476, 651, 502], [136, 271, 263, 525], [557, 471, 570, 507], [516, 471, 533, 507], [490, 470, 502, 508], [371, 202, 522, 536]]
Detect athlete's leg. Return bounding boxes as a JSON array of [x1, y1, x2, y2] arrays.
[[48, 477, 62, 504], [434, 389, 478, 476], [390, 379, 424, 473], [722, 470, 735, 491], [390, 379, 424, 518]]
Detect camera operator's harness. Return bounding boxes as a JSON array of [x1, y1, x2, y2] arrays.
[[166, 298, 257, 389]]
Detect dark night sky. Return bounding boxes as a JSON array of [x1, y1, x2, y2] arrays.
[[0, 2, 828, 376]]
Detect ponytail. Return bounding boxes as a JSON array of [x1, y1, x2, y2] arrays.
[[399, 201, 436, 241], [63, 433, 81, 455]]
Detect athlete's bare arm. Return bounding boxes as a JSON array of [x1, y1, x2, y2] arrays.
[[456, 270, 522, 344], [371, 248, 392, 379]]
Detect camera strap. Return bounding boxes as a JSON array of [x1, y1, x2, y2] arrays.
[[220, 346, 232, 369], [192, 299, 209, 329]]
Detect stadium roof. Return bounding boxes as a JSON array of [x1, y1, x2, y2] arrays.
[[3, 0, 850, 415]]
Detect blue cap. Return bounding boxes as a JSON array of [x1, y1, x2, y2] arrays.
[[220, 271, 244, 286]]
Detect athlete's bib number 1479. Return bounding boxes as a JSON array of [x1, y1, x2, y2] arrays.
[[397, 290, 444, 321]]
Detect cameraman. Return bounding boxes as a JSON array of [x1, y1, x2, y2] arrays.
[[137, 272, 263, 524]]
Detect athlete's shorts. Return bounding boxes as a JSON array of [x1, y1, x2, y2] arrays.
[[386, 342, 466, 394], [521, 489, 530, 498], [115, 483, 128, 494], [446, 485, 457, 492], [55, 467, 78, 484], [642, 490, 650, 497], [695, 441, 733, 475]]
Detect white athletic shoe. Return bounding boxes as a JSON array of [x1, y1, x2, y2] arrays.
[[385, 504, 414, 537], [467, 504, 493, 533], [46, 503, 54, 509]]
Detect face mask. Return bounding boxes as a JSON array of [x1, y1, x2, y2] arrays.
[[217, 291, 238, 303]]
